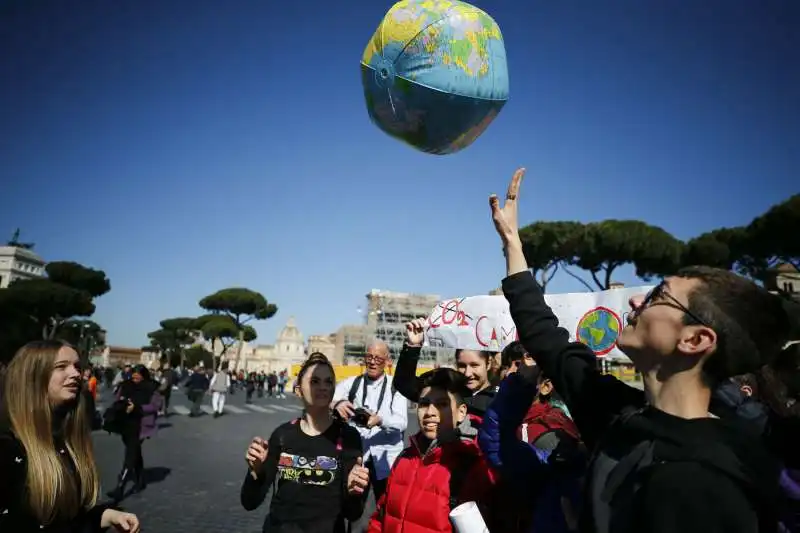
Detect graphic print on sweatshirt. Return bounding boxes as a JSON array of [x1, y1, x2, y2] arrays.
[[277, 452, 339, 486]]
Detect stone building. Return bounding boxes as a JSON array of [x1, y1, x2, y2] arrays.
[[0, 245, 46, 288], [205, 317, 306, 373]]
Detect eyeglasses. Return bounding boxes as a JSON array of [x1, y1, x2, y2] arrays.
[[364, 354, 387, 364], [638, 282, 710, 327]]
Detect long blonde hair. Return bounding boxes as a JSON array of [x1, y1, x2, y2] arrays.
[[2, 340, 99, 524]]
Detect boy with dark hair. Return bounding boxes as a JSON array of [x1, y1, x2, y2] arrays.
[[368, 368, 496, 533], [488, 168, 793, 533], [501, 340, 535, 375]]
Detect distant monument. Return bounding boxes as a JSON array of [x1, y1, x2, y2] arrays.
[[7, 228, 35, 250]]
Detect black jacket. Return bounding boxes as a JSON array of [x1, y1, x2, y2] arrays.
[[502, 271, 781, 533], [0, 422, 108, 533]]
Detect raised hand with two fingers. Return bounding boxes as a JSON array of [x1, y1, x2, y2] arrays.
[[489, 167, 525, 244], [404, 318, 426, 347]]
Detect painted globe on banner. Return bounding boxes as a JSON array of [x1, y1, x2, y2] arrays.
[[361, 0, 509, 155]]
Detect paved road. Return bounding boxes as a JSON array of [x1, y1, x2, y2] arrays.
[[92, 388, 417, 533]]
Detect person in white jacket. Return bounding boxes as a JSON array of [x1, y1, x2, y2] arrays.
[[332, 340, 408, 519], [209, 368, 231, 418]]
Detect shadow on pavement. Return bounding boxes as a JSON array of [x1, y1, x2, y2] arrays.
[[143, 466, 171, 484]]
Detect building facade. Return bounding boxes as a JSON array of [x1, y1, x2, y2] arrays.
[[0, 245, 46, 288], [204, 316, 307, 373], [307, 334, 336, 361], [765, 263, 800, 299]]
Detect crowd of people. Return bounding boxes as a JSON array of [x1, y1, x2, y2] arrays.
[[239, 170, 799, 533], [0, 170, 798, 533]]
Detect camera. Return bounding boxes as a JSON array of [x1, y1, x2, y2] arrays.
[[351, 407, 372, 427]]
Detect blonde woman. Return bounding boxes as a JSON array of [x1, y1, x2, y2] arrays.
[[0, 340, 141, 533]]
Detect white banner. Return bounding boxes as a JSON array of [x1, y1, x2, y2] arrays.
[[423, 285, 653, 359]]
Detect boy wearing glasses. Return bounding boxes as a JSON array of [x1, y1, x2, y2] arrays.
[[489, 168, 791, 533]]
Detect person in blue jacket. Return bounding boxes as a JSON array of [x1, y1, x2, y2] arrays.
[[479, 365, 585, 533]]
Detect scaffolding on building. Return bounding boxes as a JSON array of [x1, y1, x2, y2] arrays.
[[365, 289, 452, 364]]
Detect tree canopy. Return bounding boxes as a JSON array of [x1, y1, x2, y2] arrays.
[[198, 288, 277, 368], [518, 193, 797, 292], [194, 313, 257, 360], [146, 317, 198, 367], [55, 319, 105, 359], [519, 219, 684, 291], [519, 221, 583, 291], [183, 345, 214, 369], [0, 261, 111, 359], [199, 288, 278, 325], [144, 288, 277, 371]]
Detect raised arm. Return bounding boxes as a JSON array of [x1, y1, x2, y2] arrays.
[[393, 319, 428, 402], [490, 169, 644, 447]]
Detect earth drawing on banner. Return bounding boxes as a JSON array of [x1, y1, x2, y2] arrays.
[[576, 307, 622, 356], [361, 0, 509, 155]]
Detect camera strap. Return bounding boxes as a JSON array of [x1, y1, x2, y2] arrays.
[[348, 374, 389, 413]]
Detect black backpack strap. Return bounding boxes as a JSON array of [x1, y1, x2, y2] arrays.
[[348, 375, 363, 405]]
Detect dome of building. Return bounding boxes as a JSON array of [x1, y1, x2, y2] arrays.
[[278, 317, 303, 343]]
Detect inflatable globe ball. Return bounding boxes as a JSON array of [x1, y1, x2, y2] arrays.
[[361, 0, 509, 155]]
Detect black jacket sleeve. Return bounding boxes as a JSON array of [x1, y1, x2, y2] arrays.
[[77, 503, 110, 533], [394, 344, 422, 402], [240, 429, 281, 511], [502, 271, 645, 448], [340, 425, 366, 522], [0, 432, 24, 529]]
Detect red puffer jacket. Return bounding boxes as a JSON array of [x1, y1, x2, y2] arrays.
[[367, 431, 496, 533]]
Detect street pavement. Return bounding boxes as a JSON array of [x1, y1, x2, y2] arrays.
[[92, 387, 418, 533]]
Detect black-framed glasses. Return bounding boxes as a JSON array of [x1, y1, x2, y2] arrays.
[[639, 282, 711, 328], [364, 354, 387, 364]]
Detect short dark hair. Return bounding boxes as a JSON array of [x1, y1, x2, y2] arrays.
[[417, 368, 471, 405], [677, 266, 792, 383], [501, 341, 527, 368]]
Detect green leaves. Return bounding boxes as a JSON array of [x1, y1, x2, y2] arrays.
[[517, 193, 797, 291], [0, 260, 110, 362], [519, 219, 684, 290], [199, 288, 278, 322], [147, 288, 277, 369]]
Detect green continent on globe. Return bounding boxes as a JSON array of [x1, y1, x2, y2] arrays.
[[577, 309, 620, 353], [362, 0, 503, 79]]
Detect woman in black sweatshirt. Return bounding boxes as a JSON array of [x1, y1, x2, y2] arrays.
[[240, 353, 366, 533]]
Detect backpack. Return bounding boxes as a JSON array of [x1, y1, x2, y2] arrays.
[[600, 408, 779, 533], [347, 374, 397, 413], [518, 402, 581, 447]]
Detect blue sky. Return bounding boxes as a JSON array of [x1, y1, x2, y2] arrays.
[[1, 0, 797, 348]]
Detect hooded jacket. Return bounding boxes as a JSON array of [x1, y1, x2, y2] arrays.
[[479, 371, 586, 533], [502, 270, 782, 533], [367, 419, 496, 533], [710, 379, 770, 435]]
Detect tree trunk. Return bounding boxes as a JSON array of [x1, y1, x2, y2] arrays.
[[232, 329, 246, 372]]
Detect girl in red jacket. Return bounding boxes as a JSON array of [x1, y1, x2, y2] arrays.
[[368, 368, 496, 533]]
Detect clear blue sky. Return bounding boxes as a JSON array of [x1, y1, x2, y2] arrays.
[[1, 0, 797, 348]]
